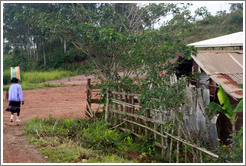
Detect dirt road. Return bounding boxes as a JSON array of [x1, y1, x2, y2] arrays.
[[3, 76, 98, 163]]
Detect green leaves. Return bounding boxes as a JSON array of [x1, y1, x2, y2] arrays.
[[217, 85, 234, 117], [234, 99, 243, 113], [209, 84, 243, 135]]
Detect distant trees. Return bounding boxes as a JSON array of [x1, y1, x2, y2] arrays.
[[3, 3, 243, 72]]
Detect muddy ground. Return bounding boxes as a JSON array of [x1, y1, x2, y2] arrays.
[[2, 75, 99, 163]]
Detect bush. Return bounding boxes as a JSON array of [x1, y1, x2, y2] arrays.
[[3, 70, 11, 85]]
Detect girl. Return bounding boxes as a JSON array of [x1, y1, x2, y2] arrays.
[[5, 78, 24, 123]]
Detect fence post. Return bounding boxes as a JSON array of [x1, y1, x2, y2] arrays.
[[105, 87, 109, 121], [87, 79, 91, 107], [145, 109, 151, 135], [130, 95, 134, 132], [114, 88, 119, 125]]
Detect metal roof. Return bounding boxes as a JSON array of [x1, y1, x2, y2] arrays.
[[192, 51, 243, 75], [191, 50, 243, 99], [210, 74, 243, 99], [188, 31, 244, 48]]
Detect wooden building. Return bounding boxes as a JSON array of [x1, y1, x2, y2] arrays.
[[187, 32, 244, 142]]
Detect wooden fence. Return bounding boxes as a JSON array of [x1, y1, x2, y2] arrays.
[[85, 79, 102, 119], [107, 88, 219, 163], [85, 79, 219, 162]]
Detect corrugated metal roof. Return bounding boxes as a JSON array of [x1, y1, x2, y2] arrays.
[[227, 74, 243, 84], [192, 51, 243, 75], [210, 74, 243, 99], [188, 32, 243, 47]]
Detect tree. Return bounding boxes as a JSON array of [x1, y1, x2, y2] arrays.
[[229, 3, 243, 12], [22, 3, 179, 81]]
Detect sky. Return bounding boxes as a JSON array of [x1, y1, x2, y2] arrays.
[[154, 1, 233, 29], [191, 2, 231, 15]]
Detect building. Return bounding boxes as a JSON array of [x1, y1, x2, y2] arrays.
[[187, 31, 244, 142]]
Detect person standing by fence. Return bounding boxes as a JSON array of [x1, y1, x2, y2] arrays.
[[5, 78, 24, 123]]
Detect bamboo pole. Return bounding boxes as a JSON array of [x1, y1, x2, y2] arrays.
[[169, 119, 175, 163], [161, 123, 165, 157], [114, 88, 119, 125], [105, 87, 109, 121], [130, 95, 135, 132], [124, 119, 167, 139], [185, 144, 187, 163], [123, 119, 219, 159], [120, 88, 123, 123], [176, 123, 180, 163], [154, 111, 157, 141]]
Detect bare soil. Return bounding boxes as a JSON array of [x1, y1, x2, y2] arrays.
[[2, 75, 99, 163]]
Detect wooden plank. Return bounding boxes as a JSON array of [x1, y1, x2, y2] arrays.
[[91, 99, 101, 103], [112, 109, 166, 125], [118, 127, 141, 138], [112, 91, 141, 97], [114, 89, 119, 125], [155, 141, 167, 150], [130, 95, 135, 132], [124, 119, 219, 159], [90, 85, 101, 89], [124, 119, 167, 138], [111, 99, 141, 108]]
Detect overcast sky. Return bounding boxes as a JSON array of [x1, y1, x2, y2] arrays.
[[153, 1, 233, 29], [190, 2, 231, 15]]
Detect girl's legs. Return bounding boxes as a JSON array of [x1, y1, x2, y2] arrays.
[[16, 110, 20, 122], [10, 113, 14, 122]]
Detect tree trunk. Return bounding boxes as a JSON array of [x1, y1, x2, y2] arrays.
[[64, 39, 66, 53], [36, 34, 39, 62], [51, 45, 54, 59], [43, 42, 46, 67]]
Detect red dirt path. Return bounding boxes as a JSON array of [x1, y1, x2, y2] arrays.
[[2, 76, 98, 163]]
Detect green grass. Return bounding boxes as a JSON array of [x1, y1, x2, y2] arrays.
[[3, 70, 75, 90], [3, 83, 62, 91], [24, 116, 159, 163]]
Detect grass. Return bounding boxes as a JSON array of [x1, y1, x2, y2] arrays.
[[3, 70, 74, 90], [24, 116, 160, 163]]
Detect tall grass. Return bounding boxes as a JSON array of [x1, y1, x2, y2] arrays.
[[22, 71, 70, 84], [3, 70, 74, 90], [3, 70, 71, 85], [24, 117, 140, 163]]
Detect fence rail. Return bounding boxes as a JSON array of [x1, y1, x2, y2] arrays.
[[85, 79, 219, 162], [108, 89, 219, 162], [85, 79, 102, 119]]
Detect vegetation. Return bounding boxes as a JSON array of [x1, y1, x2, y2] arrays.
[[24, 116, 165, 163], [209, 85, 243, 163], [209, 85, 243, 135], [3, 2, 243, 163], [3, 70, 73, 90], [160, 3, 243, 44]]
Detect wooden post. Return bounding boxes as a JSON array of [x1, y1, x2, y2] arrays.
[[105, 87, 109, 121], [130, 95, 134, 132], [120, 89, 123, 123], [114, 88, 119, 125], [169, 119, 175, 163], [145, 109, 151, 135], [87, 79, 91, 107], [86, 79, 92, 117], [161, 123, 164, 156], [176, 123, 180, 163], [154, 111, 157, 140], [185, 145, 187, 163], [125, 92, 130, 129]]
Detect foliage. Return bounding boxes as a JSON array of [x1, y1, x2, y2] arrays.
[[160, 3, 243, 44], [209, 85, 243, 135], [3, 70, 75, 90], [215, 126, 243, 163], [24, 116, 164, 163]]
